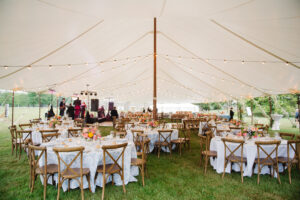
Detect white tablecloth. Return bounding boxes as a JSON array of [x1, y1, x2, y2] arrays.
[[210, 136, 295, 177], [39, 137, 138, 193], [126, 128, 178, 153]]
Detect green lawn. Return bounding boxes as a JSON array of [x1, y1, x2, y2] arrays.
[[0, 108, 299, 199]]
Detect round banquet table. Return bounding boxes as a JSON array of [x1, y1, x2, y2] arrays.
[[126, 127, 178, 153], [38, 137, 138, 193], [209, 136, 295, 177]]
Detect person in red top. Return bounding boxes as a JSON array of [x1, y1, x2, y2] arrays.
[[74, 97, 81, 119]]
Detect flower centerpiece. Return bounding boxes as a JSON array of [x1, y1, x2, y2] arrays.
[[139, 117, 146, 123], [49, 115, 61, 128], [242, 126, 258, 138], [82, 127, 101, 141], [148, 120, 158, 129]]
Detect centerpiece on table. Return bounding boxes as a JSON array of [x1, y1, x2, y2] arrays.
[[238, 126, 259, 139], [49, 115, 61, 128], [139, 117, 146, 123], [82, 127, 101, 141], [147, 120, 158, 130]]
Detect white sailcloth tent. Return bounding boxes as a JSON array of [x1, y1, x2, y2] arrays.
[[0, 0, 299, 104]]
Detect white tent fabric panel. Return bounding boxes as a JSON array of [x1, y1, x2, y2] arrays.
[[0, 0, 299, 104]]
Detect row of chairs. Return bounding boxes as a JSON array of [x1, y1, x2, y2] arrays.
[[199, 131, 300, 184]]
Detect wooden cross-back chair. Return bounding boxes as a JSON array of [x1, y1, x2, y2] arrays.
[[171, 124, 190, 155], [68, 128, 83, 138], [16, 130, 32, 159], [131, 134, 150, 186], [278, 140, 300, 184], [116, 131, 127, 138], [254, 140, 281, 184], [53, 146, 91, 200], [221, 138, 246, 183], [135, 132, 150, 157], [9, 125, 19, 157], [279, 132, 295, 140], [40, 129, 60, 142], [131, 130, 144, 150], [95, 143, 128, 200], [19, 123, 32, 130], [199, 131, 217, 174], [155, 129, 173, 158], [208, 124, 216, 135], [115, 123, 125, 132], [28, 144, 58, 200]]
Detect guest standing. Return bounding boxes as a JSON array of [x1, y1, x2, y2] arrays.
[[66, 103, 75, 120], [111, 106, 119, 119], [98, 106, 105, 118], [59, 98, 66, 116], [229, 107, 234, 121], [47, 105, 55, 120], [74, 97, 81, 119], [81, 102, 86, 119]]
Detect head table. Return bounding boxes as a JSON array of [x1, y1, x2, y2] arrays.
[[210, 135, 295, 178]]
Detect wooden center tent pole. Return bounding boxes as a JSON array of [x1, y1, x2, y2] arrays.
[[153, 17, 157, 120]]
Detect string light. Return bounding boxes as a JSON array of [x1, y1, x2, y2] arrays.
[[242, 60, 245, 64], [68, 64, 71, 69], [49, 65, 52, 69], [286, 62, 289, 66], [4, 66, 8, 70], [27, 65, 32, 70], [262, 61, 265, 65], [224, 59, 227, 63]]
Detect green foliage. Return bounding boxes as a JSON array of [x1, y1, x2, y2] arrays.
[[0, 91, 64, 107]]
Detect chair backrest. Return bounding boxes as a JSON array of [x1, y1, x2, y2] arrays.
[[40, 129, 59, 142], [137, 133, 150, 161], [16, 130, 32, 143], [287, 140, 300, 163], [131, 130, 144, 144], [279, 132, 295, 140], [19, 123, 32, 130], [28, 144, 47, 174], [53, 146, 85, 178], [199, 131, 213, 151], [255, 140, 281, 165], [102, 143, 128, 174], [116, 123, 125, 132], [68, 128, 83, 138], [9, 126, 17, 140], [221, 138, 245, 162], [157, 129, 173, 144]]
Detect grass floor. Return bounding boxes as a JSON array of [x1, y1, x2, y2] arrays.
[[0, 108, 300, 199]]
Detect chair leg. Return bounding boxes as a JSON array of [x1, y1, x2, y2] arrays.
[[19, 143, 22, 160], [11, 143, 14, 155], [257, 165, 260, 184], [179, 143, 182, 156], [275, 164, 281, 184], [158, 146, 161, 158], [44, 175, 47, 200], [102, 175, 106, 200], [121, 173, 126, 193], [204, 155, 208, 174], [288, 163, 292, 184], [31, 174, 36, 193], [199, 154, 202, 167], [87, 174, 92, 192], [57, 182, 60, 200], [169, 145, 172, 156], [81, 176, 84, 200], [68, 179, 70, 192], [142, 164, 145, 186], [241, 163, 244, 183]]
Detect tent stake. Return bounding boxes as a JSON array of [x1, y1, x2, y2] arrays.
[[153, 17, 157, 120]]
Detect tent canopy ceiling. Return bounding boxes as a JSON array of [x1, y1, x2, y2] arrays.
[[0, 0, 299, 104]]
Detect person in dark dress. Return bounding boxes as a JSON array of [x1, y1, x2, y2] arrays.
[[59, 98, 66, 116], [229, 107, 234, 121], [85, 111, 93, 124], [111, 107, 119, 119], [74, 97, 81, 119], [81, 102, 86, 119], [66, 103, 75, 120], [47, 105, 55, 120]]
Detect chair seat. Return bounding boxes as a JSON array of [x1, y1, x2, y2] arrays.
[[154, 141, 169, 146], [36, 164, 58, 174], [131, 158, 146, 166], [61, 168, 90, 178], [278, 157, 298, 164], [227, 155, 247, 163], [254, 158, 276, 165], [202, 150, 217, 157], [171, 138, 185, 144], [97, 164, 121, 174], [136, 152, 143, 156]]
